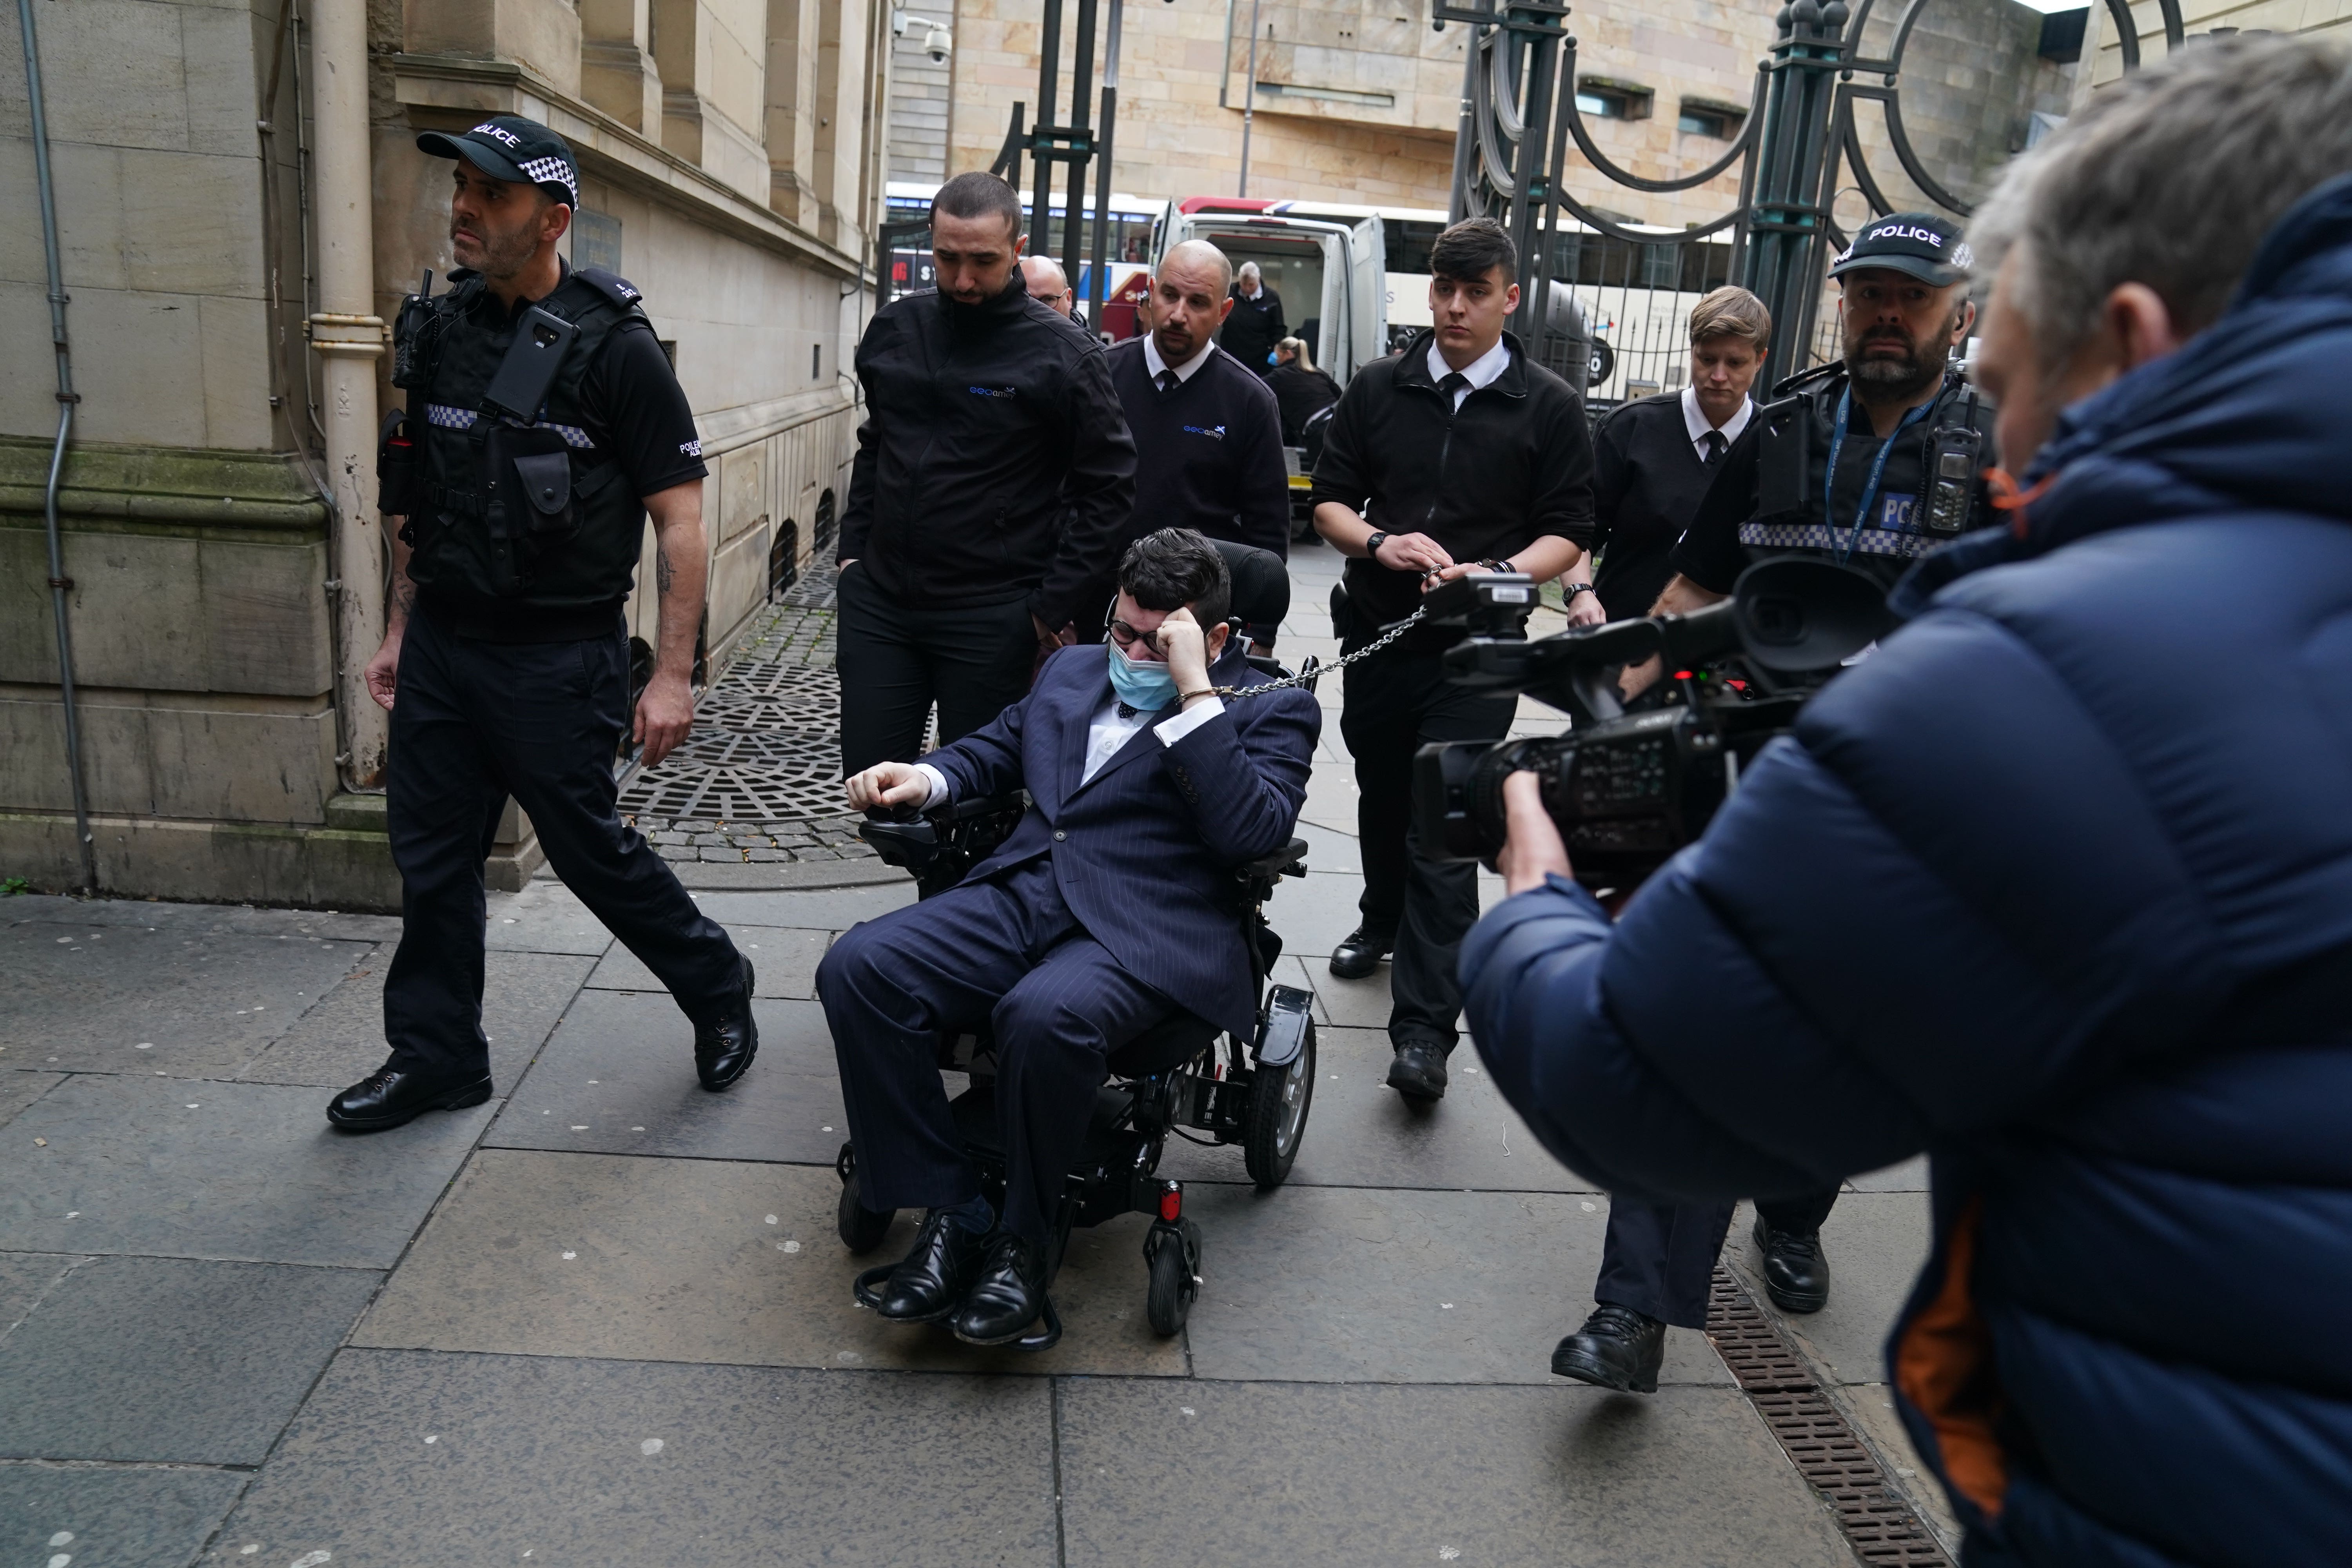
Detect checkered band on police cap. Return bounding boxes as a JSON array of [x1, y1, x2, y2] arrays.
[[516, 154, 579, 208]]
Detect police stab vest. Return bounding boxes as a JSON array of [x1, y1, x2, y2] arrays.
[[399, 266, 654, 622]]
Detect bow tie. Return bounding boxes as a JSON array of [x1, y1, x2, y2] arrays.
[[1116, 701, 1142, 720]]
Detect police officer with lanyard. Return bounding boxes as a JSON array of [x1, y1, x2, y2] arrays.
[[335, 116, 755, 1132], [1620, 211, 1997, 1321]]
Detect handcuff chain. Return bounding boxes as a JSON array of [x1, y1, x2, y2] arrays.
[[1210, 606, 1426, 698]]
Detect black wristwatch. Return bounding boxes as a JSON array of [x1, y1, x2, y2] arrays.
[[1365, 530, 1390, 561], [1563, 581, 1596, 600]]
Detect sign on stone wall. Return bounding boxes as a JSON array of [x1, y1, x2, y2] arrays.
[[573, 210, 623, 274]]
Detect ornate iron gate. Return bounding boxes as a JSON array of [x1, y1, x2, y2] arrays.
[[1445, 0, 2187, 390]]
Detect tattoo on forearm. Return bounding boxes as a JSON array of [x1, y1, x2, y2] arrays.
[[656, 546, 674, 595], [394, 577, 416, 615]]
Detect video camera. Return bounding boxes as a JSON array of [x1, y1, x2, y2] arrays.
[[1411, 559, 1896, 887]]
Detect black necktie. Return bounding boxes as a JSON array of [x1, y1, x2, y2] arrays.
[[1702, 430, 1728, 465], [1440, 371, 1470, 406], [1156, 369, 1179, 394]]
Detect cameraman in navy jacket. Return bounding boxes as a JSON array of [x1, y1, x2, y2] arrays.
[[1461, 39, 2352, 1568]]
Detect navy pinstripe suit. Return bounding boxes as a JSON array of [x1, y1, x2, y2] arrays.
[[817, 640, 1320, 1242]]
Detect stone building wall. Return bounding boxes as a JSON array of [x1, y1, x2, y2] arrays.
[[2, 0, 891, 908], [887, 8, 956, 181], [2075, 0, 2352, 100]]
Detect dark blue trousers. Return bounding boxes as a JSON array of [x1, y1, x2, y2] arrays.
[[817, 858, 1169, 1243], [1595, 1189, 1840, 1328], [383, 606, 742, 1080]]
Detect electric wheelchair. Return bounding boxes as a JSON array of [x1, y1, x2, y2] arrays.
[[834, 544, 1321, 1350]]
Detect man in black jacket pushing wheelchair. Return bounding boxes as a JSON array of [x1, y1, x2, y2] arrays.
[[817, 529, 1322, 1348]]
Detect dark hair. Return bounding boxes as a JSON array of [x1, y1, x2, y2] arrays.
[[931, 171, 1022, 236], [1118, 528, 1232, 630], [1431, 217, 1517, 285]]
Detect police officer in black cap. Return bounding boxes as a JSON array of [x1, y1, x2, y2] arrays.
[[331, 115, 755, 1132], [1549, 211, 1998, 1388]]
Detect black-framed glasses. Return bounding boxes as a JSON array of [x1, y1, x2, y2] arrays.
[[1105, 619, 1168, 658]]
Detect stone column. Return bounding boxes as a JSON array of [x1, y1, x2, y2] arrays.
[[307, 0, 390, 786]]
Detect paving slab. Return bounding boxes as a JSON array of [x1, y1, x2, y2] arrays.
[[0, 1075, 495, 1268], [1058, 1379, 1853, 1568], [1180, 1183, 1727, 1386], [1731, 1192, 1931, 1387], [1287, 818, 1359, 877], [1157, 1025, 1587, 1194], [0, 1072, 62, 1131], [483, 881, 616, 956], [686, 881, 918, 931], [3, 895, 400, 941], [0, 1256, 380, 1464], [356, 1151, 1187, 1378], [238, 949, 595, 1090], [0, 1463, 250, 1568], [201, 1348, 1056, 1568], [1298, 760, 1361, 837], [0, 919, 372, 1077], [1849, 1154, 1931, 1191], [588, 924, 832, 999], [1262, 867, 1381, 962], [0, 1253, 82, 1337], [488, 992, 848, 1165]]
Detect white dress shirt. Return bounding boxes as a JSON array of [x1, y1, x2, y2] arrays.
[[910, 690, 1227, 808], [1427, 335, 1513, 411], [1143, 331, 1216, 388], [1679, 384, 1755, 459]]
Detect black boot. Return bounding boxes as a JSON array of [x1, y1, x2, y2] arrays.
[[1753, 1214, 1831, 1314], [868, 1208, 992, 1323], [1551, 1304, 1667, 1393], [1386, 1041, 1449, 1102], [325, 1062, 493, 1132], [694, 955, 759, 1091], [1328, 926, 1394, 980], [951, 1232, 1053, 1347]]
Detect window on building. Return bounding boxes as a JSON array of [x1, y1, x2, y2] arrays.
[[1573, 78, 1652, 121], [1676, 100, 1744, 139]]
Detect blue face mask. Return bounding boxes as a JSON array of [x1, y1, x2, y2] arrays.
[[1107, 641, 1178, 711]]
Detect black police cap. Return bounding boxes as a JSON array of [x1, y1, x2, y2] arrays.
[[417, 116, 579, 210], [1829, 211, 1973, 287]]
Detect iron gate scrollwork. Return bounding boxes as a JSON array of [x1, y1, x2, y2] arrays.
[[1442, 0, 2187, 392]]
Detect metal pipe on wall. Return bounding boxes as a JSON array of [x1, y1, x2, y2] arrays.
[[17, 0, 96, 893], [305, 0, 389, 787], [1084, 0, 1125, 323], [1237, 0, 1263, 196]]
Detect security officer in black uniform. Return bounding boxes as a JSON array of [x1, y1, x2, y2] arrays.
[[1564, 212, 1996, 1352], [1311, 218, 1593, 1103], [330, 116, 755, 1132]]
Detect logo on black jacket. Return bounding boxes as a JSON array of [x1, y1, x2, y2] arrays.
[[967, 385, 1018, 399]]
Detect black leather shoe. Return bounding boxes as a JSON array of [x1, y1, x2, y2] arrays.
[[1386, 1041, 1449, 1102], [951, 1232, 1053, 1347], [870, 1209, 992, 1323], [1551, 1304, 1666, 1393], [694, 955, 759, 1091], [1754, 1214, 1831, 1314], [1329, 926, 1394, 980], [325, 1062, 493, 1132]]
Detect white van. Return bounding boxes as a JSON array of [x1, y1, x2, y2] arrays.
[[1153, 198, 1388, 383]]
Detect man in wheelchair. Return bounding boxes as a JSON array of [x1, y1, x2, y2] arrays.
[[816, 528, 1322, 1347]]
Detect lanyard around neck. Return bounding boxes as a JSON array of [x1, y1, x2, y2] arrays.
[[1824, 386, 1936, 564]]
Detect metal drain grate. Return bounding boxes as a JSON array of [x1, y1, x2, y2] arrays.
[[1706, 1268, 1955, 1567], [618, 656, 847, 823]]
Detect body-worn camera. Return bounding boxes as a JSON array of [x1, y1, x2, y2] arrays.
[[1414, 559, 1896, 887]]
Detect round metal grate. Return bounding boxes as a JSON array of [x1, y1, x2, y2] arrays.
[[618, 650, 848, 823]]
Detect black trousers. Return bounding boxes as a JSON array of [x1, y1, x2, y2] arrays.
[[1593, 1189, 1842, 1328], [817, 859, 1168, 1243], [835, 563, 1038, 775], [383, 607, 743, 1080], [1339, 639, 1517, 1052]]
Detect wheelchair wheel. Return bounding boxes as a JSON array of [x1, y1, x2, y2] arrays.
[[1146, 1230, 1194, 1336], [1243, 1019, 1316, 1190], [835, 1145, 896, 1254]]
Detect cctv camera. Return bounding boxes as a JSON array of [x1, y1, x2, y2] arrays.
[[924, 22, 952, 60]]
